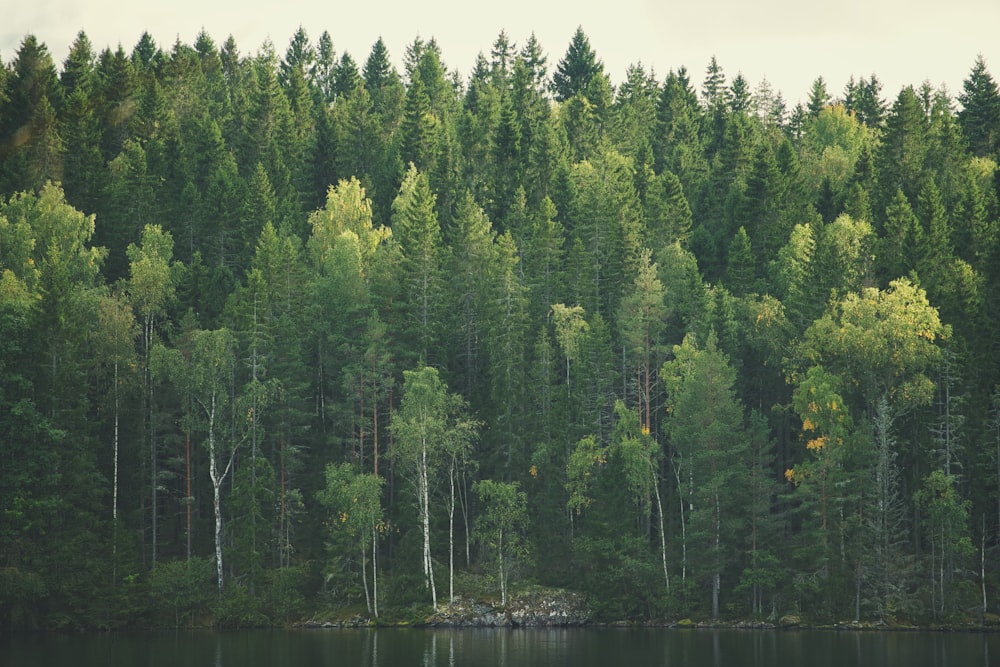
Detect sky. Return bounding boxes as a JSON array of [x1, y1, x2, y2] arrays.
[[3, 0, 999, 105]]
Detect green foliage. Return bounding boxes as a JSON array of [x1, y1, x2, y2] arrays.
[[0, 28, 995, 629], [148, 557, 215, 627], [473, 479, 529, 604]]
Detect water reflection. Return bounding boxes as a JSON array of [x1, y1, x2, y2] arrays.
[[3, 627, 999, 667]]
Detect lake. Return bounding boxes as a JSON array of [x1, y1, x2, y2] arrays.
[[2, 627, 998, 666]]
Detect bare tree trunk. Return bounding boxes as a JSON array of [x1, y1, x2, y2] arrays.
[[498, 527, 506, 607], [373, 522, 379, 618], [373, 376, 379, 476], [983, 515, 988, 621], [204, 391, 238, 595], [672, 456, 688, 589], [449, 466, 455, 605], [653, 477, 669, 592], [930, 539, 937, 618], [362, 542, 372, 617], [186, 423, 192, 561], [939, 526, 945, 617], [112, 359, 119, 585], [855, 559, 862, 623], [420, 439, 437, 610], [461, 467, 471, 566], [279, 438, 287, 568], [712, 491, 721, 621], [207, 392, 224, 594], [146, 315, 158, 568]]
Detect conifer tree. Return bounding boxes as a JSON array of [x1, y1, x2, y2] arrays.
[[551, 27, 604, 103], [958, 55, 1000, 158]]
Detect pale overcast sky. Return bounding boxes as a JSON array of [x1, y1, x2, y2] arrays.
[[3, 0, 998, 104]]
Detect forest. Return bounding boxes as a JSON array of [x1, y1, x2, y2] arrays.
[[1, 24, 1000, 630]]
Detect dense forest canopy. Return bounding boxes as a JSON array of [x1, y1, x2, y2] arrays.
[[1, 25, 1000, 629]]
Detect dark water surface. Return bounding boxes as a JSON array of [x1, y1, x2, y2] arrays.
[[3, 627, 998, 666]]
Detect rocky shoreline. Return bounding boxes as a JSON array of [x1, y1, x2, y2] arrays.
[[300, 589, 1000, 632], [302, 588, 589, 629]]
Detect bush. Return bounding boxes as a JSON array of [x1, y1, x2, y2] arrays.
[[268, 565, 308, 623], [147, 557, 215, 627], [214, 580, 269, 628]]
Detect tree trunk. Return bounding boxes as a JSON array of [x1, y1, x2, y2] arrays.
[[652, 472, 669, 592], [203, 390, 237, 596], [855, 559, 862, 623], [420, 438, 437, 610], [373, 522, 379, 618], [186, 420, 192, 561], [279, 438, 287, 568], [461, 467, 471, 566], [499, 526, 506, 606], [672, 456, 688, 590], [982, 516, 988, 620], [362, 542, 372, 617], [207, 392, 225, 594], [939, 526, 945, 617], [373, 376, 379, 476], [146, 315, 158, 568], [113, 359, 119, 585], [712, 490, 721, 621], [449, 465, 455, 605]]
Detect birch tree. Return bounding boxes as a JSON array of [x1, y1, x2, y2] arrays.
[[613, 401, 669, 592], [154, 327, 239, 594], [473, 480, 528, 606], [389, 365, 476, 610], [318, 463, 385, 618], [127, 223, 180, 567], [92, 290, 137, 581]]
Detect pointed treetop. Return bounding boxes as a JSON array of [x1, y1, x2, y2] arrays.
[[363, 36, 396, 91], [702, 55, 727, 106], [958, 54, 1000, 157], [551, 26, 604, 102], [807, 76, 831, 117]]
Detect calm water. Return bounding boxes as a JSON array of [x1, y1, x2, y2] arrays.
[[2, 627, 998, 666]]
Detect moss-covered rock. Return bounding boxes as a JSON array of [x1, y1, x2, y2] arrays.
[[426, 588, 589, 627]]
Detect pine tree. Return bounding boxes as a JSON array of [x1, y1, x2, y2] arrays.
[[958, 55, 1000, 158], [806, 76, 831, 117], [392, 165, 445, 365], [551, 27, 604, 102], [878, 86, 929, 207], [663, 333, 751, 619]]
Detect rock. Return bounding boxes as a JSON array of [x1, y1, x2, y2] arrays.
[[778, 615, 801, 629], [426, 589, 589, 627]]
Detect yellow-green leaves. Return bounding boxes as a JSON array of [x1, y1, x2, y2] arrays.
[[307, 177, 388, 271], [566, 435, 605, 515], [794, 278, 948, 413]]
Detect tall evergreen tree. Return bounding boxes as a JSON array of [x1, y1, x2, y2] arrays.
[[958, 55, 1000, 158], [551, 27, 604, 103], [663, 333, 751, 619], [391, 164, 445, 365]]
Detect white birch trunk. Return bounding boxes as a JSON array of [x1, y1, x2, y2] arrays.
[[373, 522, 379, 618], [420, 436, 437, 610], [449, 466, 455, 605], [113, 358, 119, 584], [672, 458, 688, 587], [204, 390, 237, 596], [207, 392, 224, 594], [362, 542, 371, 617], [499, 526, 506, 606], [653, 477, 669, 592]]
